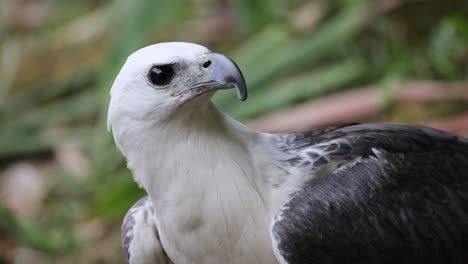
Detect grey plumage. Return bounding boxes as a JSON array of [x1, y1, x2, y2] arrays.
[[271, 123, 468, 264], [122, 196, 172, 264]]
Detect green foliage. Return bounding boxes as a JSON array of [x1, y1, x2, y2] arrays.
[[0, 207, 75, 254], [428, 15, 468, 79], [91, 171, 146, 220], [227, 58, 366, 118]]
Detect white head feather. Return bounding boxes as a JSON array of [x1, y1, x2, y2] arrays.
[[108, 42, 211, 131]]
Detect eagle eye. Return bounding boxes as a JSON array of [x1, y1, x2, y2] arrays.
[[203, 60, 211, 68], [148, 65, 174, 86]]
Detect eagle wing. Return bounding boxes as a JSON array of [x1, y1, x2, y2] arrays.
[[121, 196, 173, 264], [271, 124, 468, 264]]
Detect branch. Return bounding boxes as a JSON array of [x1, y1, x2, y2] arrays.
[[247, 80, 468, 133]]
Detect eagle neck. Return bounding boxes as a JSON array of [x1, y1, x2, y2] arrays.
[[115, 101, 279, 262], [122, 101, 272, 207]]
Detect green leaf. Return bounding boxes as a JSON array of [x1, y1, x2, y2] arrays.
[[214, 0, 368, 108], [227, 58, 366, 119], [90, 171, 146, 220]]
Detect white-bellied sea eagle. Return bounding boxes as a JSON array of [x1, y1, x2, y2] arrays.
[[107, 42, 468, 264]]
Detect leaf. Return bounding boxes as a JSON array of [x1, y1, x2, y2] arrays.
[[227, 58, 366, 119], [90, 171, 146, 220]]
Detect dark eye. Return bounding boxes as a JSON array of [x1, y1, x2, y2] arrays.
[[148, 65, 174, 86], [203, 60, 211, 68]]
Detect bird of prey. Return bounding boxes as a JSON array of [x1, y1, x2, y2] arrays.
[[107, 42, 468, 264]]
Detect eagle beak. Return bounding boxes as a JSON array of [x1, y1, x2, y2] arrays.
[[209, 53, 247, 101]]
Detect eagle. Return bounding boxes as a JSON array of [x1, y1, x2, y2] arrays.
[[107, 42, 468, 264]]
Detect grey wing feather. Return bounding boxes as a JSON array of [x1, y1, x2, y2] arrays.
[[276, 123, 467, 153], [272, 123, 468, 264], [122, 196, 172, 264]]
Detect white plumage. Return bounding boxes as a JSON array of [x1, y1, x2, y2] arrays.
[[109, 43, 284, 263]]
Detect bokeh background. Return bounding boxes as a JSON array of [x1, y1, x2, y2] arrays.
[[0, 0, 467, 263]]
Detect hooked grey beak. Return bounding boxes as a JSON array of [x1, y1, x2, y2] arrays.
[[209, 53, 247, 101]]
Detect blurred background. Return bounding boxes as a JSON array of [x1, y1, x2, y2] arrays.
[[0, 0, 467, 263]]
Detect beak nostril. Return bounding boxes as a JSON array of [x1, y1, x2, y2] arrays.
[[202, 60, 212, 68]]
